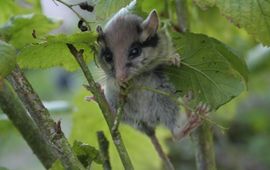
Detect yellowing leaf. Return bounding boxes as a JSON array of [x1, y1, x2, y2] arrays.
[[0, 0, 41, 24], [0, 14, 60, 49]]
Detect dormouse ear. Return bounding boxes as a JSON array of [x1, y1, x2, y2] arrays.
[[140, 10, 159, 42], [96, 25, 106, 48]]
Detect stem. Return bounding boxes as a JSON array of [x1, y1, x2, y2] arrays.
[[112, 89, 127, 132], [0, 80, 56, 169], [164, 0, 170, 18], [182, 98, 217, 170], [97, 131, 111, 170], [175, 0, 189, 32], [66, 44, 134, 170], [192, 122, 216, 170], [174, 1, 216, 169], [55, 0, 91, 31], [8, 66, 55, 132], [8, 65, 85, 170], [149, 134, 175, 170]]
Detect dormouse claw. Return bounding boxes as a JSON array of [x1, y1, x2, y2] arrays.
[[85, 96, 96, 102], [173, 102, 211, 140], [169, 53, 181, 67]]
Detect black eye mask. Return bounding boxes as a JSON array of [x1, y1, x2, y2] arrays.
[[128, 42, 142, 59], [141, 34, 159, 48], [101, 48, 113, 63]]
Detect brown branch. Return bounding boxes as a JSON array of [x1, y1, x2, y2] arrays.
[[0, 80, 56, 169], [97, 131, 111, 170], [66, 43, 134, 170], [8, 65, 85, 170]]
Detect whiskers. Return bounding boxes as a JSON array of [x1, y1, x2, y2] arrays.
[[89, 62, 110, 85], [159, 47, 183, 64], [95, 73, 109, 85]]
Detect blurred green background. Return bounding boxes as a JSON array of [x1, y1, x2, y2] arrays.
[[1, 0, 270, 170]]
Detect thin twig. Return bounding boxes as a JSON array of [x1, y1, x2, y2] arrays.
[[175, 0, 189, 32], [192, 122, 217, 170], [0, 80, 56, 169], [97, 131, 111, 170], [149, 133, 175, 170], [179, 89, 217, 170], [164, 0, 170, 18], [140, 86, 226, 131], [8, 65, 85, 170], [139, 84, 218, 169], [54, 0, 91, 31], [112, 88, 127, 132], [66, 43, 134, 170]]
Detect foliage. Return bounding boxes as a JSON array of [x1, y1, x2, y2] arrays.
[[0, 167, 9, 170], [70, 88, 169, 170], [0, 14, 60, 49], [166, 32, 248, 109], [50, 160, 64, 170], [94, 0, 131, 23], [195, 0, 270, 45], [72, 140, 102, 168], [0, 41, 16, 80], [0, 0, 41, 24], [17, 32, 96, 71], [1, 0, 270, 169]]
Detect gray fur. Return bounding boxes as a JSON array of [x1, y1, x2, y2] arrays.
[[97, 10, 185, 135]]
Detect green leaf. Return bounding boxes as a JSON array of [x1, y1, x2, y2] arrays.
[[165, 32, 248, 110], [216, 0, 270, 45], [0, 0, 41, 24], [94, 0, 132, 24], [50, 160, 64, 170], [193, 0, 216, 10], [72, 140, 102, 168], [70, 88, 169, 170], [130, 0, 169, 17], [0, 167, 9, 170], [0, 14, 60, 49], [17, 32, 97, 71], [0, 40, 16, 80], [196, 0, 270, 45], [189, 5, 256, 55]]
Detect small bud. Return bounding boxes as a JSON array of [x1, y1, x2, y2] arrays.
[[79, 2, 94, 12], [32, 29, 37, 38], [78, 19, 88, 32]]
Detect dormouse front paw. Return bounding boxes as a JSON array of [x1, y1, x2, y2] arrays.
[[168, 53, 181, 67], [173, 102, 210, 140]]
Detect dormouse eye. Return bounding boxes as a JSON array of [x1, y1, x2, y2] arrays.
[[129, 45, 142, 59], [104, 53, 113, 63], [101, 48, 113, 63]]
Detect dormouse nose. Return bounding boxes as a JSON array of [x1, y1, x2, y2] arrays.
[[114, 51, 128, 83], [116, 70, 128, 83]]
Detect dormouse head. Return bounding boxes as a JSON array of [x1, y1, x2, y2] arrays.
[[97, 10, 160, 84]]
